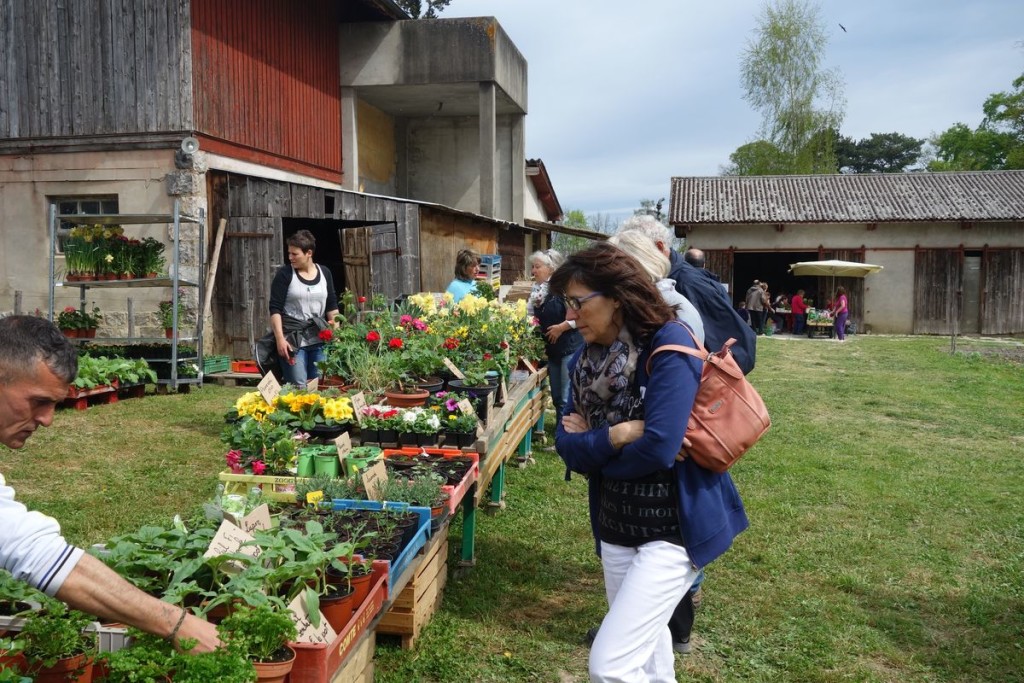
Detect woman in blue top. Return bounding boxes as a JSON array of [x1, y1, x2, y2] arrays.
[[552, 243, 748, 682], [445, 249, 480, 303]]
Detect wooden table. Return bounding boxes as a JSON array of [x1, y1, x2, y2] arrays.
[[806, 320, 834, 338]]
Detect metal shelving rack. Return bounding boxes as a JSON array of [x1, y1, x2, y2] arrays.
[[48, 199, 206, 390]]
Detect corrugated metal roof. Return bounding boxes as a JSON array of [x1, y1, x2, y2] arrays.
[[669, 171, 1024, 225]]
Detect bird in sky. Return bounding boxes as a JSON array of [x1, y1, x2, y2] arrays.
[[839, 23, 847, 32]]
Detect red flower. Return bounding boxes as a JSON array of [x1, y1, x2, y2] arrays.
[[499, 341, 509, 349], [483, 353, 493, 360], [388, 337, 403, 349], [318, 328, 333, 342], [366, 330, 381, 343], [251, 460, 267, 475], [358, 296, 367, 304], [443, 337, 460, 350]]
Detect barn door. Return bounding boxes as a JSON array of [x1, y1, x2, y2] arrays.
[[705, 250, 735, 298], [913, 248, 962, 334], [221, 217, 281, 360], [342, 223, 400, 303], [981, 249, 1024, 334]]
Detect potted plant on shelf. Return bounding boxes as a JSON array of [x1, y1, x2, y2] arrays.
[[138, 237, 166, 278], [20, 598, 96, 683], [357, 405, 402, 445], [158, 292, 188, 337], [222, 417, 297, 476], [56, 307, 83, 338]]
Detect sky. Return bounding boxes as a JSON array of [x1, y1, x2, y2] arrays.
[[443, 0, 1024, 223]]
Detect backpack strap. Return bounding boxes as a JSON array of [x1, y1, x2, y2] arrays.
[[645, 320, 707, 374]]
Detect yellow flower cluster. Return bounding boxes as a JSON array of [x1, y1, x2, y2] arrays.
[[235, 391, 274, 421], [456, 293, 490, 315], [278, 392, 321, 413], [407, 292, 438, 316], [322, 396, 354, 422]]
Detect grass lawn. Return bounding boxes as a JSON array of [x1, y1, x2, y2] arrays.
[[3, 335, 1023, 682]]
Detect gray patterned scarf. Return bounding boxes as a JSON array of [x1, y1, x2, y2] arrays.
[[572, 326, 641, 429]]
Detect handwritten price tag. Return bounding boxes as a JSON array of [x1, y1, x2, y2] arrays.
[[361, 460, 389, 501], [204, 520, 261, 565], [287, 592, 337, 642], [335, 432, 352, 459], [442, 357, 466, 380], [350, 392, 367, 424], [457, 399, 475, 416], [305, 377, 319, 391], [258, 372, 282, 406], [224, 504, 272, 534]]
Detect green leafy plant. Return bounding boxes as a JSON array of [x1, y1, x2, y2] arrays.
[[138, 237, 166, 276], [219, 605, 298, 664], [20, 598, 96, 669]]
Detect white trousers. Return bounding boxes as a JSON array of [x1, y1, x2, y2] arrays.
[[590, 541, 697, 683]]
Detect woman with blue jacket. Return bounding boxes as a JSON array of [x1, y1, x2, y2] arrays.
[[552, 242, 748, 683]]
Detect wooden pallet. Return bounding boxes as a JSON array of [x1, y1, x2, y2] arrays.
[[62, 386, 118, 411], [205, 371, 261, 386], [376, 525, 449, 649], [329, 630, 375, 683]]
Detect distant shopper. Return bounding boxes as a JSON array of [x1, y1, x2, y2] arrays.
[[745, 280, 765, 335], [528, 249, 582, 418], [736, 301, 750, 324], [446, 249, 480, 304], [791, 289, 807, 335], [832, 286, 849, 341], [269, 230, 340, 386]]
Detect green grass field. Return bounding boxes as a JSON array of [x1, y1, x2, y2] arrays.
[[4, 334, 1023, 682]]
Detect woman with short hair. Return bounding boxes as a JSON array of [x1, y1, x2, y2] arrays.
[[528, 249, 581, 418], [445, 248, 481, 303]]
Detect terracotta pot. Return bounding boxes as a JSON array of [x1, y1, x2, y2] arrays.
[[384, 388, 430, 408], [30, 652, 94, 683], [118, 273, 132, 280], [252, 646, 295, 683], [146, 272, 158, 278], [320, 586, 355, 632], [83, 328, 97, 339], [80, 274, 96, 282], [164, 328, 174, 338], [102, 274, 117, 281], [62, 328, 79, 338]]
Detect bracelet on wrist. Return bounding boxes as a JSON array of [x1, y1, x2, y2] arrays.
[[167, 606, 187, 643]]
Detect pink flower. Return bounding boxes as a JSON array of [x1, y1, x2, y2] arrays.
[[412, 319, 427, 331], [225, 450, 242, 467], [445, 398, 459, 412], [399, 314, 413, 325], [251, 460, 267, 475]]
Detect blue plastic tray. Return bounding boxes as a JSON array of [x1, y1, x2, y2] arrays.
[[330, 499, 430, 598]]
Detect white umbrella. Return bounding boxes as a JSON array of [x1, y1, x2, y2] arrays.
[[788, 259, 883, 278]]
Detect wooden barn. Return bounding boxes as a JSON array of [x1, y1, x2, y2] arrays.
[[669, 171, 1024, 335], [0, 0, 568, 358]]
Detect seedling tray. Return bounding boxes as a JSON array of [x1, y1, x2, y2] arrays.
[[383, 448, 480, 514], [330, 500, 430, 598]]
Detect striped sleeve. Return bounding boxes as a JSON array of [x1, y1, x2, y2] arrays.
[[0, 474, 84, 596]]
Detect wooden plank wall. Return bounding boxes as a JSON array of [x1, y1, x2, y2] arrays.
[[208, 172, 422, 356], [418, 207, 496, 293], [0, 0, 192, 138], [705, 251, 735, 296], [498, 228, 526, 283], [190, 0, 341, 175], [913, 248, 962, 335], [981, 248, 1024, 334]]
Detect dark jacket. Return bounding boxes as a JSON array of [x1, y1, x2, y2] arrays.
[[534, 293, 582, 360], [555, 322, 749, 568], [668, 250, 756, 375]]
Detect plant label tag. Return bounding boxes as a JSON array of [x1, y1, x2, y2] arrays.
[[287, 592, 337, 643], [520, 357, 537, 373], [350, 392, 367, 424], [204, 520, 261, 565], [457, 399, 475, 416], [499, 378, 508, 404], [442, 357, 466, 380], [258, 373, 282, 405], [306, 377, 319, 391], [362, 460, 389, 501], [226, 504, 272, 533], [335, 432, 352, 458], [306, 491, 324, 506]]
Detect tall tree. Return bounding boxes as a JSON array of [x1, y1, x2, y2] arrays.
[[837, 132, 925, 173], [395, 0, 451, 19], [634, 198, 666, 222], [738, 0, 845, 174], [929, 72, 1024, 171], [722, 140, 791, 175], [550, 209, 595, 256]]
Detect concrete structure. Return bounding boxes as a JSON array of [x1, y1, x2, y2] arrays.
[[340, 17, 528, 223], [669, 172, 1024, 335]]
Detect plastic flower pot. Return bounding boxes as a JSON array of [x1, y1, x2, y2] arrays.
[[296, 452, 315, 478], [313, 454, 340, 477]]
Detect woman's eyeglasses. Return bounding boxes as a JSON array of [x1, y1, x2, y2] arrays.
[[563, 292, 603, 311]]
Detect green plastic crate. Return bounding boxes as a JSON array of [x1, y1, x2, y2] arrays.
[[203, 355, 230, 374]]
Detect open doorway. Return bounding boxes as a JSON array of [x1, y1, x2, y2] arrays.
[[732, 251, 824, 306], [281, 218, 361, 293]]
